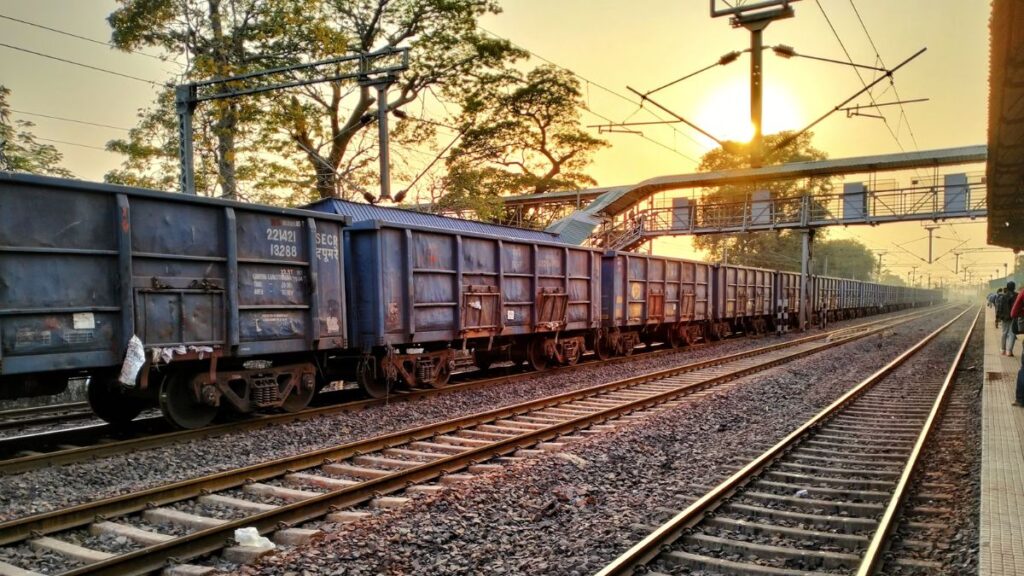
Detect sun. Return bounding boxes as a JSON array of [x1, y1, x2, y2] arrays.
[[693, 80, 803, 144]]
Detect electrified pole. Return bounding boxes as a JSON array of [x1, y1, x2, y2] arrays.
[[711, 0, 802, 325], [749, 21, 766, 166]]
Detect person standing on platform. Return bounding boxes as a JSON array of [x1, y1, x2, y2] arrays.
[[999, 282, 1018, 356], [1010, 286, 1024, 406], [993, 288, 1004, 328]]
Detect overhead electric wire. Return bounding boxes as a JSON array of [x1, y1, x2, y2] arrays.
[[813, 0, 908, 154], [847, 0, 922, 151], [477, 26, 707, 159], [11, 109, 131, 131], [35, 136, 111, 151], [0, 13, 185, 67], [0, 42, 164, 86]]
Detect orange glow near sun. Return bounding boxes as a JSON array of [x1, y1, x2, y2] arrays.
[[693, 80, 802, 144]]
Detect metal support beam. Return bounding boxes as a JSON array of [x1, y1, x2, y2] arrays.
[[376, 83, 392, 202], [799, 229, 814, 330], [173, 48, 409, 196], [749, 23, 766, 166], [176, 85, 198, 195]]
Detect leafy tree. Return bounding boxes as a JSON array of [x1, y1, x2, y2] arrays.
[[0, 85, 72, 177], [107, 0, 319, 199], [105, 0, 522, 203], [693, 131, 833, 268], [444, 65, 607, 211], [431, 161, 509, 221], [879, 271, 907, 286], [813, 238, 877, 280], [267, 0, 522, 201]]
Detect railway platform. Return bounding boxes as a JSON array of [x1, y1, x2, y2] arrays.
[[981, 308, 1024, 575]]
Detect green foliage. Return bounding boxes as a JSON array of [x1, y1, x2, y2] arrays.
[[879, 271, 907, 286], [813, 238, 877, 280], [691, 131, 876, 281], [0, 85, 72, 177], [447, 65, 607, 196], [267, 0, 523, 201], [432, 161, 510, 221], [105, 0, 524, 204], [694, 132, 825, 265], [106, 0, 321, 199]]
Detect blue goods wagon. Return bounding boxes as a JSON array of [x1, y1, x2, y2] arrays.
[[0, 173, 348, 428], [599, 252, 712, 355], [711, 264, 776, 337], [342, 220, 601, 397]]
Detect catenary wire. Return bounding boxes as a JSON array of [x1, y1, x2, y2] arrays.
[[35, 136, 112, 151], [11, 109, 132, 131], [813, 0, 907, 153], [847, 0, 922, 151], [477, 26, 707, 159], [0, 13, 185, 67], [0, 42, 164, 86]]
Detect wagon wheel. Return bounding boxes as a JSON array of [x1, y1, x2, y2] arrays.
[[281, 374, 316, 413], [87, 374, 145, 425], [431, 360, 452, 388], [527, 338, 550, 372], [357, 359, 391, 399], [594, 337, 612, 360], [667, 328, 684, 350], [159, 374, 217, 430]]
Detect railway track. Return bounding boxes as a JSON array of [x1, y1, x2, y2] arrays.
[[0, 339, 696, 475], [0, 402, 94, 434], [594, 306, 978, 576], [0, 305, 959, 576], [0, 307, 946, 476]]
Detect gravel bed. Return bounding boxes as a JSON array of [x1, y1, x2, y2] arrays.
[[0, 309, 924, 522], [228, 307, 966, 576], [879, 321, 983, 575], [61, 527, 143, 555], [0, 543, 83, 575]]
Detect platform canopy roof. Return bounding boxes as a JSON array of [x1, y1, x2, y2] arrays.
[[987, 0, 1024, 250]]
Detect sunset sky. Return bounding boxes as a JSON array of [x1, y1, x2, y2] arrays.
[[0, 0, 1008, 287]]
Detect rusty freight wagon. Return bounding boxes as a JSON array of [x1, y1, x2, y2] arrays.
[[599, 251, 711, 356], [711, 264, 776, 337], [342, 221, 601, 397], [0, 173, 349, 429]]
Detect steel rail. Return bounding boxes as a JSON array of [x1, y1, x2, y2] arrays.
[[855, 307, 981, 575], [0, 402, 94, 432], [0, 308, 912, 542], [0, 306, 944, 475], [0, 343, 686, 473], [594, 305, 973, 576], [0, 402, 88, 420], [0, 305, 948, 575]]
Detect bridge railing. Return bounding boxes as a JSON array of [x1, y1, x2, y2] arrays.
[[614, 179, 987, 239]]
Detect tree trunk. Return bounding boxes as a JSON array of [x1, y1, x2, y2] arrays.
[[207, 0, 238, 200], [215, 101, 239, 199]]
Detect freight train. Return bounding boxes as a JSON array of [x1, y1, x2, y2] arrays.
[[0, 174, 942, 428]]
